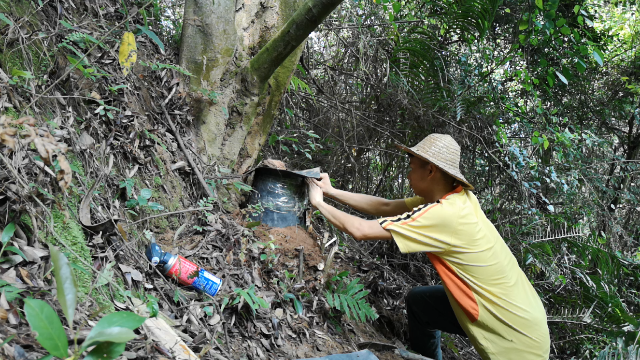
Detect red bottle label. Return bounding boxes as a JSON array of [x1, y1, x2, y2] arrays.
[[166, 256, 200, 286]]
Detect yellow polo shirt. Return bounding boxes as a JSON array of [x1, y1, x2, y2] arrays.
[[379, 186, 550, 360]]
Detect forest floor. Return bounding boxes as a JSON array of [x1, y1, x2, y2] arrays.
[[0, 2, 477, 358]]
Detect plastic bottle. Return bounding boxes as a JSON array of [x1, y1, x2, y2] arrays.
[[145, 236, 222, 297]]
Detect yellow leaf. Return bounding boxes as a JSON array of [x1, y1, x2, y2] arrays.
[[119, 32, 137, 76]]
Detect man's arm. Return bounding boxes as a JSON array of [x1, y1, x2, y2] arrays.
[[308, 180, 393, 241], [312, 173, 411, 217]]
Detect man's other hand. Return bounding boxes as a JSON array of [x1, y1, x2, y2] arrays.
[[312, 173, 334, 196], [307, 178, 324, 206]]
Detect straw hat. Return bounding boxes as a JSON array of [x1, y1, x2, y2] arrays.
[[397, 134, 474, 190]]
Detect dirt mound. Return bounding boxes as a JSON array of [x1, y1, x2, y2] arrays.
[[255, 225, 324, 268]]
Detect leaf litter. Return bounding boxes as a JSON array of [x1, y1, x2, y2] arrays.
[[0, 1, 466, 359]]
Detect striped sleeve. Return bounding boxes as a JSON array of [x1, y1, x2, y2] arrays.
[[378, 201, 455, 254]]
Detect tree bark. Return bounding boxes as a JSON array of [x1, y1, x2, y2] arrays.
[[249, 0, 344, 86], [178, 0, 343, 208]]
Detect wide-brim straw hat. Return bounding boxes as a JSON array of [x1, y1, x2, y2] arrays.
[[397, 134, 474, 190]]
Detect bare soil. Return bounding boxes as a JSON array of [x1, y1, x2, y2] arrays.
[[254, 225, 324, 269]]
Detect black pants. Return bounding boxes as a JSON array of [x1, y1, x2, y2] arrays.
[[406, 285, 467, 360]]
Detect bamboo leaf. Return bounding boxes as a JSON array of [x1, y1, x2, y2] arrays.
[[49, 245, 77, 327], [136, 25, 165, 52], [24, 299, 69, 358], [4, 246, 27, 261]]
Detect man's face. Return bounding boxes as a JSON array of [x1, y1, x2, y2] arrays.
[[407, 156, 432, 197]]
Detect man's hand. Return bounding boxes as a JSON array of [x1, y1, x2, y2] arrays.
[[311, 173, 334, 196], [307, 178, 324, 206]]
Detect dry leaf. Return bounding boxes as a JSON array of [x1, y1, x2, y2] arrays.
[[119, 32, 137, 76], [118, 264, 143, 282], [18, 268, 33, 286]]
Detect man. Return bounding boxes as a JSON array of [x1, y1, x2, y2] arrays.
[[307, 134, 550, 360]]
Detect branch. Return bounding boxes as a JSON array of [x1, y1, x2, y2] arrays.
[[249, 0, 343, 86]]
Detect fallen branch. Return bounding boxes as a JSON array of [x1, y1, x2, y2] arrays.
[[159, 102, 215, 199], [124, 206, 213, 227]]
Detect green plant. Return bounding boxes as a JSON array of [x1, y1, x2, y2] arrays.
[[325, 271, 377, 323], [193, 197, 216, 231], [233, 285, 270, 316], [124, 187, 164, 214], [254, 239, 279, 268], [0, 222, 27, 263], [22, 246, 145, 359]]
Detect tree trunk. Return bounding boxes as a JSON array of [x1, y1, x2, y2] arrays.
[[179, 0, 342, 183]]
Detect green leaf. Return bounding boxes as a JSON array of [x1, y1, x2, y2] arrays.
[[560, 26, 571, 35], [11, 69, 34, 78], [140, 188, 152, 200], [1, 285, 24, 301], [555, 71, 568, 85], [83, 327, 136, 348], [340, 295, 351, 319], [535, 0, 543, 9], [574, 5, 580, 14], [4, 246, 27, 261], [293, 298, 303, 315], [0, 334, 15, 348], [221, 297, 230, 312], [555, 18, 566, 27], [87, 312, 146, 340], [325, 292, 334, 307], [136, 25, 164, 52], [519, 20, 529, 30], [59, 19, 75, 29], [576, 59, 586, 73], [592, 50, 604, 66], [268, 134, 278, 146], [38, 355, 53, 360], [84, 342, 126, 360], [547, 75, 554, 87], [203, 306, 214, 316], [0, 13, 12, 26], [24, 299, 69, 358], [1, 222, 15, 245], [50, 245, 77, 327], [147, 202, 164, 211], [392, 2, 400, 13], [125, 199, 138, 208]]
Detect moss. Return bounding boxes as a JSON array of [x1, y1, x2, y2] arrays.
[[154, 176, 162, 186], [67, 153, 86, 178], [44, 206, 93, 300], [152, 154, 166, 176]]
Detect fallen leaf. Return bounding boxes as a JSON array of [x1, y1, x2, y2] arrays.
[[119, 264, 143, 282], [119, 32, 137, 76], [78, 131, 95, 149], [18, 268, 33, 286]]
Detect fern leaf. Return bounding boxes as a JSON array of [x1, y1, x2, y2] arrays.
[[334, 293, 341, 311], [340, 295, 351, 320], [326, 291, 334, 308], [353, 289, 369, 300]]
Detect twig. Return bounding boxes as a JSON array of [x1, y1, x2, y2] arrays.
[[124, 207, 213, 227], [297, 246, 304, 282], [158, 102, 215, 199], [19, 0, 155, 115]]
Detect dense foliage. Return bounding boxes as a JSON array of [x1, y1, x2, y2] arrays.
[[265, 0, 640, 357]]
